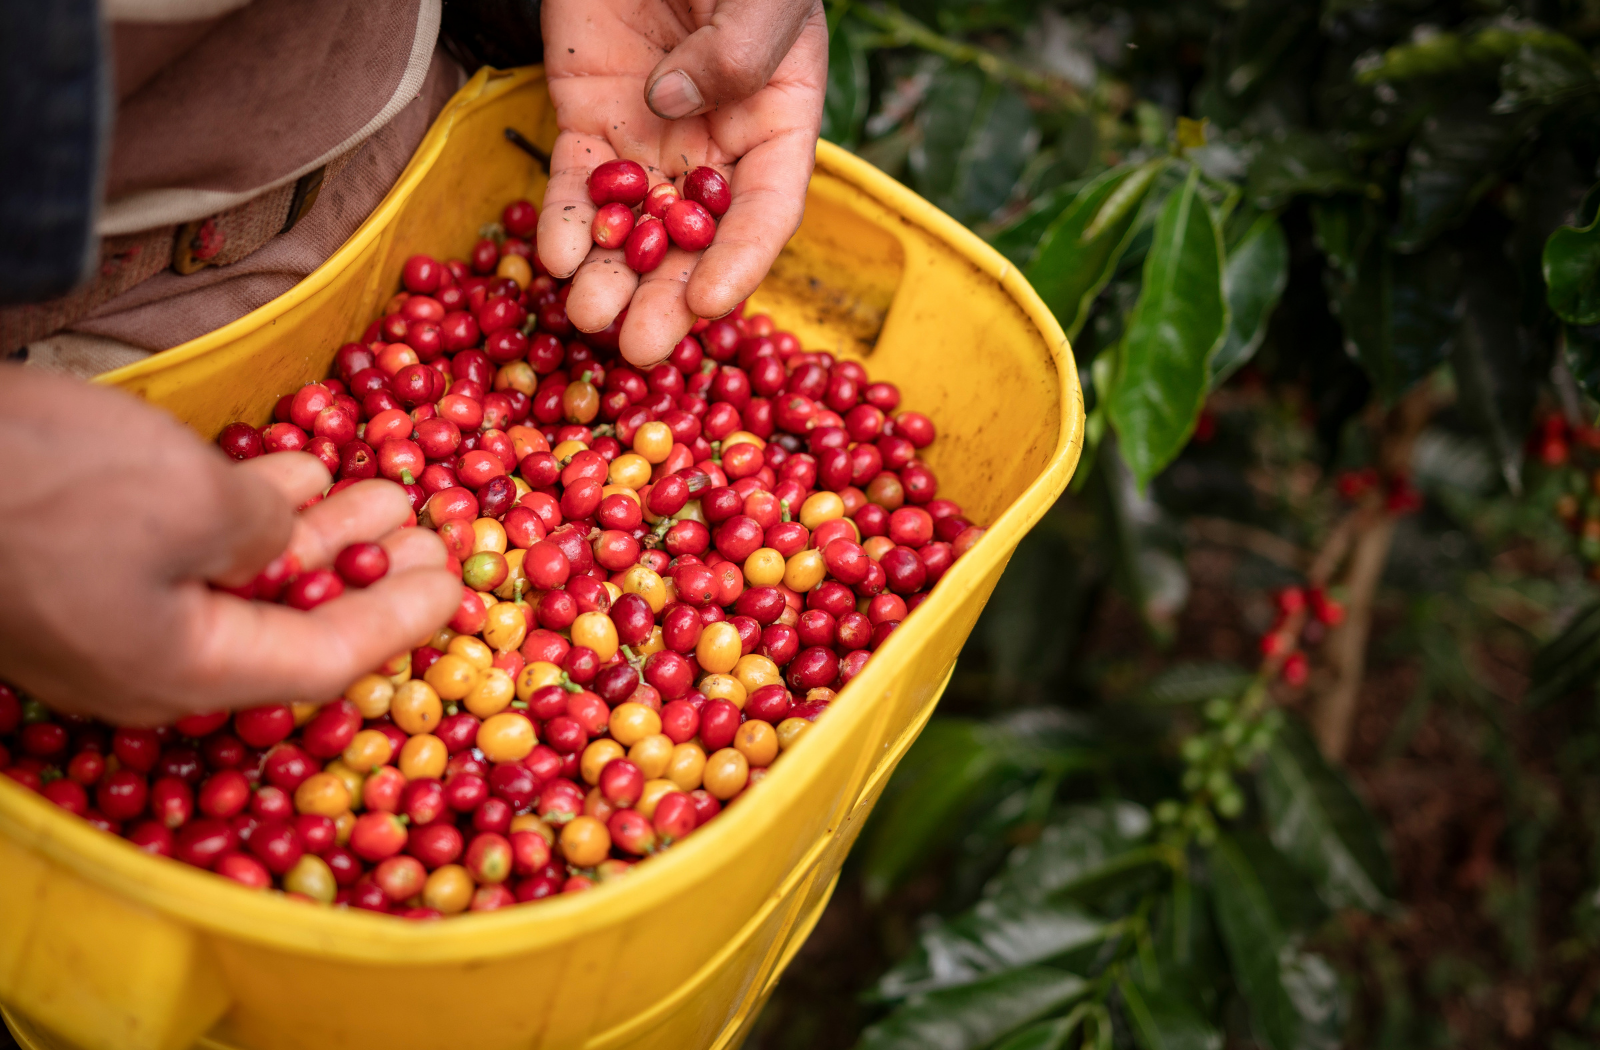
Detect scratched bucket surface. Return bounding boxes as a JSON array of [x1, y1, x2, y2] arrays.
[[0, 65, 1082, 1050]]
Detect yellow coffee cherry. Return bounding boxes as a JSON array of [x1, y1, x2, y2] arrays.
[[734, 720, 779, 767], [391, 679, 443, 734], [477, 712, 536, 763], [424, 654, 479, 703], [323, 761, 365, 807], [493, 548, 527, 600], [341, 729, 393, 773], [744, 548, 786, 587], [571, 611, 619, 661], [447, 635, 494, 671], [482, 602, 528, 652], [516, 660, 564, 701], [551, 439, 588, 461], [398, 734, 448, 779], [666, 742, 706, 791], [628, 734, 674, 780], [495, 253, 532, 289], [799, 492, 845, 530], [294, 772, 350, 817], [283, 854, 336, 902], [863, 536, 895, 561], [698, 673, 748, 709], [423, 864, 474, 914], [722, 431, 765, 450], [581, 739, 625, 785], [733, 654, 781, 694], [464, 667, 516, 718], [609, 452, 653, 488], [637, 779, 682, 820], [776, 717, 811, 750], [620, 565, 667, 612], [632, 421, 674, 464], [472, 517, 508, 554], [636, 625, 665, 656], [560, 816, 611, 867], [609, 702, 662, 747], [344, 674, 394, 719], [784, 549, 826, 592], [703, 748, 750, 800], [696, 621, 742, 674]]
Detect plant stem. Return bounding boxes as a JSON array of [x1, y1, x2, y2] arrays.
[[846, 3, 1087, 110]]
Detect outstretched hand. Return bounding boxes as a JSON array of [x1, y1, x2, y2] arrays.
[[538, 0, 827, 368], [0, 370, 460, 725]]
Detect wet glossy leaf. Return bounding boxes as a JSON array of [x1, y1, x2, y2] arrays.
[[876, 898, 1110, 999], [1528, 599, 1600, 707], [990, 1014, 1083, 1050], [990, 180, 1090, 268], [1245, 132, 1366, 210], [986, 801, 1156, 904], [1566, 324, 1600, 400], [1452, 251, 1544, 493], [1314, 198, 1460, 400], [857, 967, 1090, 1050], [822, 18, 870, 148], [909, 65, 1037, 225], [1118, 976, 1222, 1050], [1258, 719, 1395, 911], [1354, 24, 1582, 85], [1544, 191, 1600, 326], [1213, 213, 1289, 385], [861, 720, 1010, 902], [1209, 835, 1347, 1050], [1495, 39, 1597, 112], [1392, 94, 1528, 251], [1026, 161, 1164, 339], [1138, 663, 1254, 705], [1107, 166, 1229, 487]]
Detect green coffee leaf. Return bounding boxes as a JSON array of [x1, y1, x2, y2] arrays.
[[1314, 198, 1460, 400], [875, 898, 1110, 1000], [1107, 166, 1229, 487], [1118, 975, 1222, 1050], [990, 180, 1090, 268], [1258, 719, 1395, 912], [822, 17, 869, 148], [1026, 161, 1164, 340], [1209, 835, 1346, 1050], [990, 1014, 1084, 1050], [856, 967, 1090, 1050], [1392, 94, 1528, 252], [986, 801, 1156, 904], [1452, 250, 1544, 493], [1495, 39, 1597, 112], [910, 64, 1037, 225], [1245, 132, 1366, 210], [1528, 599, 1600, 707], [1544, 185, 1600, 326], [861, 719, 1009, 902], [1138, 663, 1254, 705], [1212, 213, 1289, 385]]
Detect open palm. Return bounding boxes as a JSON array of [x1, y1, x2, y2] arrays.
[[538, 0, 827, 367]]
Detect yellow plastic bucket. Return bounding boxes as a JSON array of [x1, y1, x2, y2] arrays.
[[0, 66, 1082, 1050]]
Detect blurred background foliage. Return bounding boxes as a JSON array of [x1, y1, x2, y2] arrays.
[[748, 0, 1600, 1047]]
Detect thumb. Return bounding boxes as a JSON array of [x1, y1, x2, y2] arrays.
[[644, 0, 816, 119]]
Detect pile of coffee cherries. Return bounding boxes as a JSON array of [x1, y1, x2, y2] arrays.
[[589, 161, 729, 274], [0, 197, 985, 918]]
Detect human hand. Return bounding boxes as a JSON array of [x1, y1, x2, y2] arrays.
[[0, 369, 461, 726], [537, 0, 827, 367]]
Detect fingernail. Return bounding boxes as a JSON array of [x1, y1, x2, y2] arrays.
[[647, 70, 704, 120]]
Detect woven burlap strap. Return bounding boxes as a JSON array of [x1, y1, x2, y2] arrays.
[[0, 151, 351, 355]]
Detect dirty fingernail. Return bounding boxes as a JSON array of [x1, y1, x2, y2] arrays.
[[647, 70, 704, 120]]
